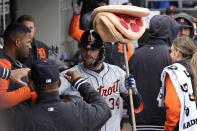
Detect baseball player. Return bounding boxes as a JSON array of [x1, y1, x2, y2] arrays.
[[59, 30, 143, 131]]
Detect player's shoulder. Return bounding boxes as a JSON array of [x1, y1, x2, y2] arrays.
[[104, 62, 125, 73], [60, 64, 82, 75], [32, 39, 48, 48]]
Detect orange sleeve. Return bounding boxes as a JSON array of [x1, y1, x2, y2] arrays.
[[127, 43, 133, 62], [0, 58, 36, 109], [31, 91, 38, 105], [69, 14, 85, 43], [134, 102, 143, 114], [164, 74, 180, 131]]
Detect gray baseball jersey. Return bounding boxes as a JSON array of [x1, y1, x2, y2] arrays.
[[59, 62, 128, 131]]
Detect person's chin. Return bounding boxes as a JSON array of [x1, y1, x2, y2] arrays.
[[84, 58, 92, 63], [182, 34, 189, 37], [86, 62, 92, 66], [84, 60, 93, 66]]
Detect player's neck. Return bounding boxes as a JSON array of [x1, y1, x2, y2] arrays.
[[4, 46, 17, 62], [87, 63, 103, 71]]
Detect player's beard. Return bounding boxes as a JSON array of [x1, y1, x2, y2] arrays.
[[82, 55, 95, 67], [18, 47, 30, 59]]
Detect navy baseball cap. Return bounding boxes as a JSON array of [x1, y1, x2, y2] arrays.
[[166, 6, 178, 14], [176, 18, 192, 28], [29, 58, 59, 85]]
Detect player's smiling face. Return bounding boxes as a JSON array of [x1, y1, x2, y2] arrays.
[[81, 48, 100, 66]]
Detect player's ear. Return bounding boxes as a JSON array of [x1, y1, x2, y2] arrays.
[[15, 39, 21, 47]]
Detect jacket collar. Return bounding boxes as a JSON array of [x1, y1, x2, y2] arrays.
[[36, 92, 61, 104]]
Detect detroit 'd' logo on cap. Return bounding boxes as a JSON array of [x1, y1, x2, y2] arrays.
[[170, 6, 174, 10], [87, 34, 96, 42], [180, 18, 185, 23]]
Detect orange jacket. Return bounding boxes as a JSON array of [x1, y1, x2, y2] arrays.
[[164, 74, 180, 131], [0, 57, 37, 109], [69, 14, 133, 62]]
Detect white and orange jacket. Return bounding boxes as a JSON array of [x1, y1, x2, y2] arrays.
[[158, 62, 197, 131]]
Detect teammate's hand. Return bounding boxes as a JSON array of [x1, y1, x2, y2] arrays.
[[125, 74, 138, 94], [72, 0, 83, 15], [10, 68, 30, 86], [64, 70, 82, 83]]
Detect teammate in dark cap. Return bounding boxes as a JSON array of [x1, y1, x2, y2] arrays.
[[165, 6, 178, 18], [13, 58, 111, 131], [175, 12, 194, 39]]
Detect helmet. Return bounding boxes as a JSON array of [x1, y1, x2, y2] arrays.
[[79, 30, 103, 49], [95, 0, 108, 6], [79, 30, 105, 67]]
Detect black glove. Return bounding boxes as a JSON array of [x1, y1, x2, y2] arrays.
[[125, 74, 138, 94], [125, 74, 143, 111]]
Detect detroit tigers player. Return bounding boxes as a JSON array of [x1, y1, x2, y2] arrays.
[[59, 30, 143, 131]]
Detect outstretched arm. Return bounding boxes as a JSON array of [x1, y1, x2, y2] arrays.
[[69, 0, 84, 42], [64, 70, 111, 131], [0, 59, 36, 109]]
